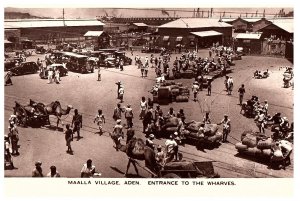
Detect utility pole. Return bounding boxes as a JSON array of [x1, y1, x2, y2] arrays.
[[62, 8, 66, 43]]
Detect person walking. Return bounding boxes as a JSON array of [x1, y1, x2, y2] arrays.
[[71, 109, 83, 140], [97, 67, 101, 81], [126, 127, 135, 144], [115, 81, 122, 99], [144, 60, 149, 77], [118, 85, 124, 103], [47, 166, 61, 177], [255, 110, 266, 134], [218, 114, 231, 143], [238, 84, 246, 105], [47, 67, 53, 84], [4, 71, 13, 86], [207, 80, 212, 96], [192, 81, 200, 101], [64, 124, 73, 154], [32, 161, 43, 177], [112, 119, 124, 150], [119, 58, 124, 71], [140, 62, 145, 78], [54, 67, 60, 84], [9, 123, 19, 155], [139, 97, 147, 120], [113, 103, 124, 122], [124, 104, 133, 128], [94, 109, 105, 135], [263, 100, 269, 115]]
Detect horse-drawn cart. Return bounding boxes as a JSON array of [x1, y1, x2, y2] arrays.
[[13, 101, 49, 127]]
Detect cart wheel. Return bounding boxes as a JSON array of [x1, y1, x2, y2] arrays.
[[163, 173, 180, 178], [15, 106, 27, 127]]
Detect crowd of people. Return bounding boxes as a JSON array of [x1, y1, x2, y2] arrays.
[[4, 43, 294, 177]]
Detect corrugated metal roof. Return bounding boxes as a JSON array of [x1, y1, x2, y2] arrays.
[[84, 31, 104, 37], [257, 19, 293, 33], [191, 31, 223, 37], [5, 19, 104, 29], [221, 18, 235, 22], [235, 32, 262, 39], [272, 21, 293, 33], [133, 23, 148, 27], [242, 18, 262, 23], [159, 18, 232, 28]]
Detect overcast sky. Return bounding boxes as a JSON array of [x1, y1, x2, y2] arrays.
[[5, 7, 293, 19]]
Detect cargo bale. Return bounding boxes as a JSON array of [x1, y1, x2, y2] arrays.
[[261, 149, 272, 157], [204, 124, 218, 136], [164, 117, 179, 127], [166, 126, 178, 133], [244, 147, 260, 156], [242, 134, 257, 147], [235, 142, 248, 151], [257, 138, 274, 150], [186, 121, 202, 132]]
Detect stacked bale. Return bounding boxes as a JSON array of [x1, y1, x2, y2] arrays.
[[158, 87, 170, 105], [181, 70, 194, 79], [235, 132, 293, 161], [184, 122, 220, 143], [163, 116, 179, 134]]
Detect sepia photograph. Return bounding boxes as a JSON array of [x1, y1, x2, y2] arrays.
[[3, 4, 294, 183]]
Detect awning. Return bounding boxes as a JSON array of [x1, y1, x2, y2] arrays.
[[190, 31, 223, 37], [84, 31, 104, 37], [176, 36, 183, 42], [163, 36, 170, 41]]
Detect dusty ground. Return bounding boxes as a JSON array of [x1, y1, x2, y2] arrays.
[[4, 50, 293, 178]]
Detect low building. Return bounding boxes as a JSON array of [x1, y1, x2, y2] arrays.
[[257, 19, 293, 41], [230, 17, 261, 32], [235, 32, 263, 54], [157, 18, 232, 50], [4, 19, 105, 44], [129, 23, 148, 32], [84, 31, 110, 49]]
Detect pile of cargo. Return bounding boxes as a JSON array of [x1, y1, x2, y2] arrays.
[[183, 122, 222, 144], [153, 82, 190, 104], [235, 131, 293, 162]]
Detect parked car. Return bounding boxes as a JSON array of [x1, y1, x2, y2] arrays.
[[35, 46, 47, 54], [39, 64, 68, 79], [10, 62, 39, 76], [114, 51, 132, 65]]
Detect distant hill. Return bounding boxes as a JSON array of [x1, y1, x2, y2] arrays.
[[5, 11, 52, 19]]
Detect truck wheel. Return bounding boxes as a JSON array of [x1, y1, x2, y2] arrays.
[[163, 173, 180, 178]]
